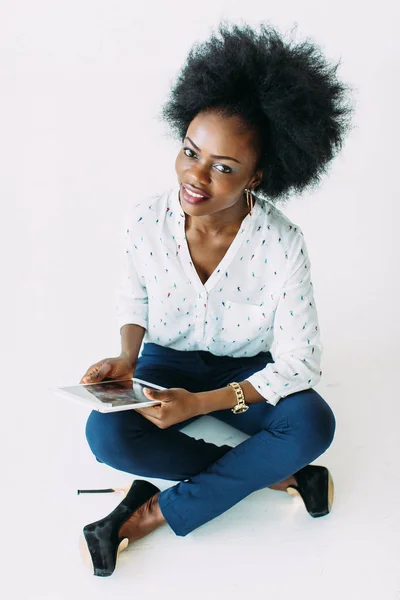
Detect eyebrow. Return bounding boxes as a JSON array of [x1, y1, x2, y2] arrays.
[[184, 137, 241, 164]]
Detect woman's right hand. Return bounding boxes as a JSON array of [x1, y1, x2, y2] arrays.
[[80, 354, 135, 384]]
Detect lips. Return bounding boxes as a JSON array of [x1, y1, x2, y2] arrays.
[[183, 184, 211, 200], [182, 184, 211, 205]]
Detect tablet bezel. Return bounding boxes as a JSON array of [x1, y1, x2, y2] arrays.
[[51, 377, 166, 413]]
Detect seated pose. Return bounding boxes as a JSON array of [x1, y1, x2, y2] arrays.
[[79, 21, 353, 577]]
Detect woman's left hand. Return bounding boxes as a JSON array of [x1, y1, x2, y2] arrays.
[[135, 387, 204, 428]]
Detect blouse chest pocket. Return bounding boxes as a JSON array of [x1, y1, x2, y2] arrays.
[[215, 300, 273, 343]]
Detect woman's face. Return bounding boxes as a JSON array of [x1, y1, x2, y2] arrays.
[[175, 110, 263, 218]]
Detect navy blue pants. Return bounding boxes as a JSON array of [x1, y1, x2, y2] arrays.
[[85, 342, 336, 536]]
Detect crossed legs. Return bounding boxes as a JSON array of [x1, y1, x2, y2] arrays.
[[85, 387, 335, 536]]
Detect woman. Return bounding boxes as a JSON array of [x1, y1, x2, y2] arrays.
[[79, 22, 353, 577]]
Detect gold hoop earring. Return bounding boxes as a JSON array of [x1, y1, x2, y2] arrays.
[[245, 188, 254, 216]]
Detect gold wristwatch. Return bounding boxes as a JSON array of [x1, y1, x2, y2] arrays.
[[228, 382, 249, 414]]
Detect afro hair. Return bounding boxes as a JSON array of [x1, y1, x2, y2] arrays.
[[159, 21, 355, 204]]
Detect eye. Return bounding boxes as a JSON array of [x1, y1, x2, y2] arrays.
[[215, 164, 232, 174], [182, 147, 232, 174], [183, 147, 196, 158]]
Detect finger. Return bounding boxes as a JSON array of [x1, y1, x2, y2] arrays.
[[82, 370, 99, 384], [135, 406, 163, 426], [143, 388, 171, 402], [136, 405, 162, 419], [81, 365, 96, 383], [82, 362, 110, 383]]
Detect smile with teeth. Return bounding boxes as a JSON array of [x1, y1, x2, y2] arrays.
[[184, 186, 207, 199]]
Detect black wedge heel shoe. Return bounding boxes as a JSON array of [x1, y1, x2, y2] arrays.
[[286, 465, 334, 518], [79, 479, 160, 577]]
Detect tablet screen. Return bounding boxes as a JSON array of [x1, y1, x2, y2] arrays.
[[59, 379, 161, 408]]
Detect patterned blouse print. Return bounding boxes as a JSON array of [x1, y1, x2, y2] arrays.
[[116, 185, 322, 405]]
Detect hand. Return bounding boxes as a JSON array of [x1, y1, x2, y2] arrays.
[[80, 354, 135, 384], [135, 387, 204, 429]]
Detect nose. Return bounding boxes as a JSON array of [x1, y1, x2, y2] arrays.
[[186, 162, 211, 186]]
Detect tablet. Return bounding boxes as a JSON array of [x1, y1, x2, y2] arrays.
[[51, 377, 166, 413]]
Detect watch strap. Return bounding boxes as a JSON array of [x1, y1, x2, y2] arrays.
[[228, 382, 249, 414]]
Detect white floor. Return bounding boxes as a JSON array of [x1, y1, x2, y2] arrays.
[[3, 341, 400, 600], [3, 2, 399, 596]]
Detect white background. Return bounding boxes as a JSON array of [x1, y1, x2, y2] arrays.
[[1, 1, 399, 598]]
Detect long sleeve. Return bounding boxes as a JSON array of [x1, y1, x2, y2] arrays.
[[115, 223, 148, 331], [246, 229, 323, 405]]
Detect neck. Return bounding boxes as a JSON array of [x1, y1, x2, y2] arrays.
[[184, 196, 251, 238]]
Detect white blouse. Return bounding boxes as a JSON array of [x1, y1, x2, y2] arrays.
[[116, 185, 322, 405]]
